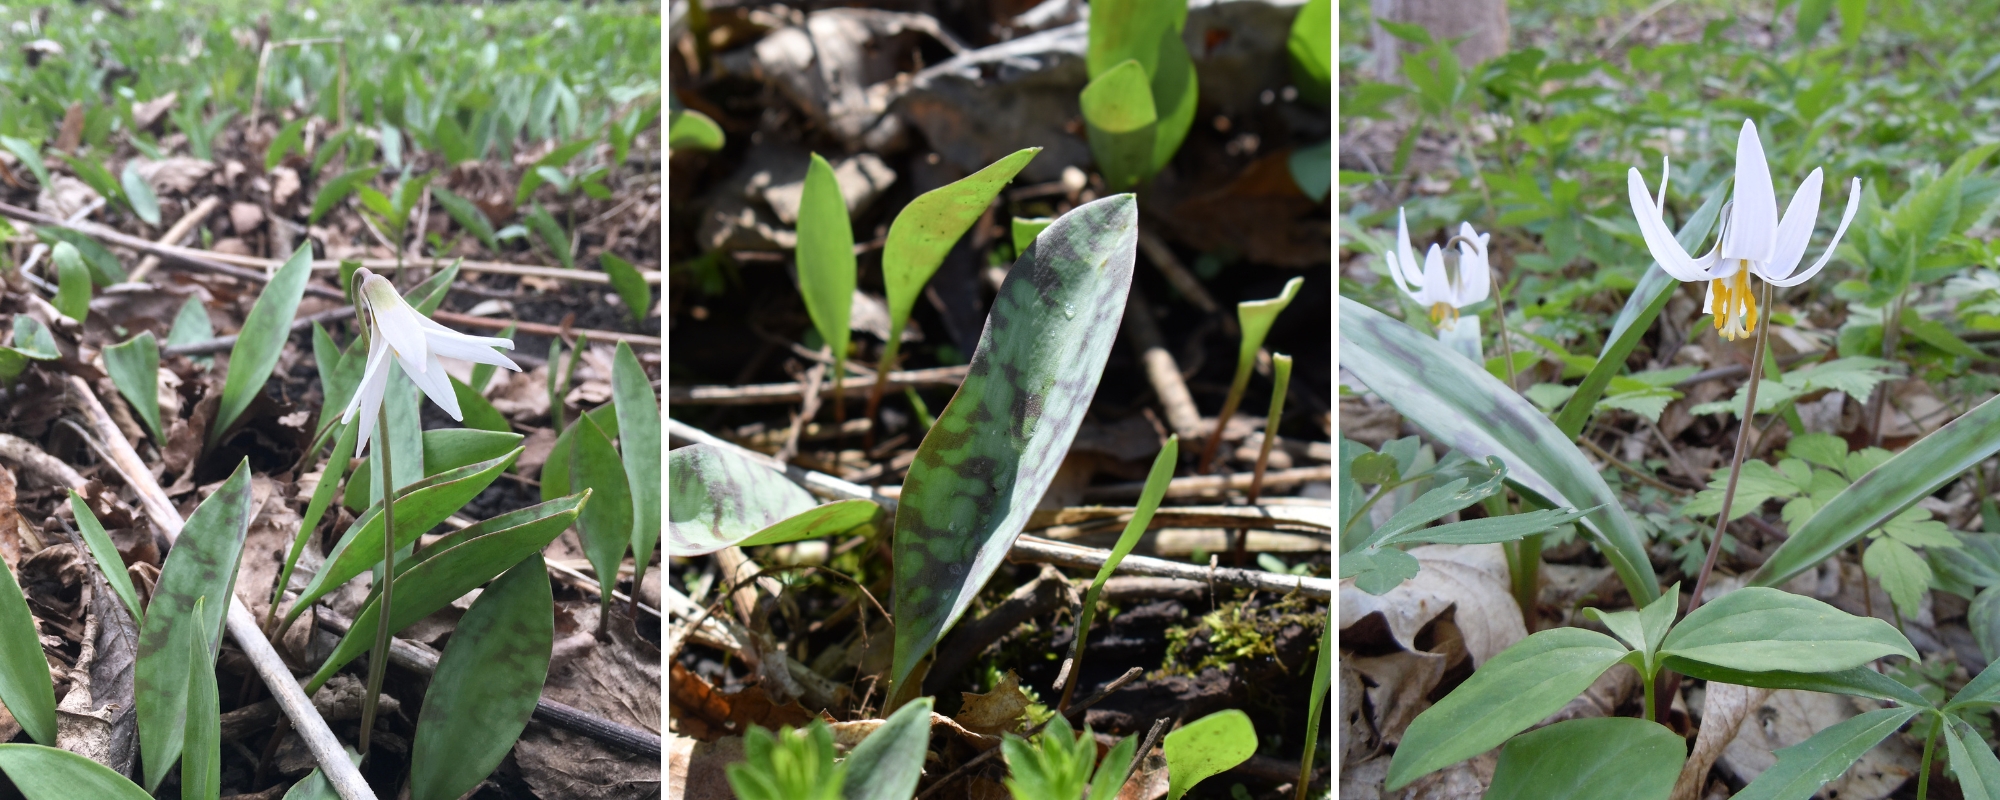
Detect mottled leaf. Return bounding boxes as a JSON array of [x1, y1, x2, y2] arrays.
[[0, 547, 57, 744], [70, 491, 143, 625], [136, 461, 253, 791], [105, 332, 163, 442], [891, 194, 1137, 692], [0, 744, 151, 799], [568, 414, 631, 617], [1485, 717, 1682, 800], [210, 244, 313, 446], [410, 555, 552, 800], [612, 343, 662, 568], [666, 443, 876, 556], [182, 597, 220, 800], [797, 153, 855, 370], [1163, 709, 1256, 800], [879, 148, 1040, 374], [1731, 707, 1921, 800]]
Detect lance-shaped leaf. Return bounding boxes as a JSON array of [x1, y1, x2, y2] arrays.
[[410, 555, 553, 800], [1288, 0, 1332, 105], [1947, 716, 2000, 800], [569, 414, 632, 617], [1011, 217, 1053, 254], [0, 136, 50, 187], [311, 323, 362, 434], [1665, 657, 1936, 708], [1085, 0, 1195, 178], [1341, 296, 1661, 603], [1297, 611, 1333, 796], [183, 597, 220, 800], [434, 185, 500, 252], [1755, 390, 2000, 588], [612, 343, 662, 569], [542, 404, 618, 499], [346, 429, 524, 511], [602, 253, 652, 322], [797, 153, 855, 372], [667, 108, 725, 152], [667, 443, 879, 556], [841, 697, 936, 800], [52, 242, 91, 322], [0, 315, 59, 383], [1080, 59, 1157, 191], [1164, 709, 1257, 800], [404, 258, 461, 316], [1555, 186, 1725, 438], [1484, 717, 1683, 800], [105, 332, 164, 443], [1732, 706, 1923, 800], [0, 548, 57, 745], [121, 162, 161, 226], [0, 744, 152, 799], [70, 492, 143, 625], [285, 449, 522, 629], [310, 166, 380, 224], [305, 495, 583, 691], [1388, 628, 1630, 790], [211, 244, 313, 446], [879, 148, 1040, 375], [38, 227, 124, 285], [890, 194, 1137, 691], [451, 376, 512, 433], [1660, 587, 1914, 672], [136, 461, 253, 791], [169, 296, 212, 349]]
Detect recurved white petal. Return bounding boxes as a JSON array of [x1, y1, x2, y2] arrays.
[[1721, 119, 1778, 264], [393, 348, 461, 421], [1628, 167, 1710, 281], [1761, 168, 1825, 281], [1455, 225, 1490, 306], [1765, 177, 1863, 288], [423, 328, 523, 371], [344, 337, 393, 455], [1419, 244, 1448, 305]]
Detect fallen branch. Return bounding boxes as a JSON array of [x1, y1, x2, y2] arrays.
[[1122, 290, 1205, 442], [64, 376, 376, 800], [0, 201, 347, 301], [669, 365, 970, 406], [924, 565, 1078, 695], [197, 250, 662, 286], [0, 432, 90, 490], [1009, 536, 1332, 600], [163, 306, 358, 357], [124, 196, 222, 284], [1082, 465, 1334, 501]]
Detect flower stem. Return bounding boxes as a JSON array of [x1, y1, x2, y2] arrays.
[[1685, 279, 1774, 618], [1641, 665, 1657, 723], [359, 405, 396, 755], [1916, 712, 1940, 800]]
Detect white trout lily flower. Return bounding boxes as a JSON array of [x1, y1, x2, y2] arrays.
[[1384, 208, 1491, 331], [1629, 119, 1862, 341], [340, 268, 521, 453]]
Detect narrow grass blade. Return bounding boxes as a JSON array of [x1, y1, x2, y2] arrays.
[[69, 491, 144, 625], [210, 244, 313, 446], [0, 136, 51, 187], [1063, 435, 1176, 710], [0, 552, 57, 744], [612, 343, 661, 571], [1296, 611, 1333, 800], [105, 332, 163, 443], [409, 556, 553, 800]]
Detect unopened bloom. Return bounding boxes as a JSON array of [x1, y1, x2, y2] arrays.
[[1384, 208, 1491, 331], [341, 268, 521, 453], [1629, 119, 1861, 340]]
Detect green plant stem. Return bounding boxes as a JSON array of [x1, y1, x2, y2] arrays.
[[1916, 712, 1940, 800], [1196, 366, 1250, 474], [1641, 664, 1657, 723], [1233, 355, 1292, 567], [1685, 279, 1773, 618], [1512, 533, 1542, 631], [359, 404, 396, 756]]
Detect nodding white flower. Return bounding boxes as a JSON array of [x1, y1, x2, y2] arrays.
[[1384, 208, 1491, 331], [1629, 119, 1862, 341], [341, 268, 521, 453]]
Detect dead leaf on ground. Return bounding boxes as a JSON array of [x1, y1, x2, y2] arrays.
[[1719, 689, 1917, 799], [668, 661, 816, 742], [1339, 543, 1527, 667], [953, 670, 1031, 737], [54, 569, 138, 778], [515, 603, 661, 800], [667, 733, 740, 800], [1674, 682, 1772, 800]]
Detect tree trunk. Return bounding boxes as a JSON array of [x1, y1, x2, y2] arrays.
[[1371, 0, 1511, 82]]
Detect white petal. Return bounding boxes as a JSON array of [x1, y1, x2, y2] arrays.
[[413, 313, 516, 349], [1455, 227, 1489, 306], [1385, 212, 1421, 300], [1765, 177, 1862, 287], [394, 348, 460, 420], [1721, 119, 1778, 264], [373, 299, 431, 372], [1759, 168, 1824, 281], [1702, 281, 1716, 314], [1655, 156, 1670, 213], [426, 329, 523, 371], [1396, 208, 1421, 289], [1628, 167, 1709, 282], [1419, 245, 1448, 305], [345, 339, 393, 456]]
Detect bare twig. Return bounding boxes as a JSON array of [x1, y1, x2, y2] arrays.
[[1123, 290, 1205, 442], [1136, 228, 1221, 318], [1083, 465, 1332, 502], [670, 365, 968, 406], [163, 306, 358, 357], [777, 359, 828, 465], [0, 432, 89, 489], [125, 196, 221, 283], [1011, 536, 1332, 600], [0, 201, 348, 300], [924, 565, 1078, 695]]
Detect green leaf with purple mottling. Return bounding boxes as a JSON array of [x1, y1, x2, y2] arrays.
[[410, 554, 552, 800], [667, 443, 878, 556], [890, 193, 1138, 691]]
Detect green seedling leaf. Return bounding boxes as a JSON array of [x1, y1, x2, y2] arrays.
[[1489, 718, 1682, 800], [120, 161, 160, 226], [1089, 732, 1139, 800], [1342, 297, 1660, 603], [1388, 628, 1630, 790], [1164, 709, 1257, 800], [1287, 0, 1332, 106], [69, 492, 143, 625], [1732, 706, 1922, 800], [890, 194, 1138, 691], [105, 332, 163, 442], [1199, 278, 1304, 471], [1002, 714, 1096, 800], [569, 414, 632, 618], [280, 747, 363, 800], [526, 202, 573, 269], [0, 549, 57, 744], [405, 257, 461, 316], [797, 153, 856, 373], [1667, 657, 1935, 708], [1756, 389, 2000, 588], [410, 555, 552, 800], [516, 139, 596, 205], [1065, 436, 1177, 709], [52, 241, 92, 322], [310, 166, 380, 224], [1011, 217, 1053, 254], [183, 597, 220, 800], [879, 148, 1040, 377], [1660, 587, 1915, 673], [37, 227, 124, 285], [433, 185, 500, 252], [0, 744, 151, 799], [1288, 139, 1331, 202], [1298, 611, 1333, 797], [136, 461, 254, 791], [602, 253, 652, 321], [266, 118, 308, 172], [730, 721, 845, 800], [612, 343, 661, 569], [1584, 584, 1681, 678], [841, 697, 936, 800], [306, 495, 583, 692], [168, 296, 212, 348], [312, 324, 363, 434], [0, 316, 59, 383], [542, 403, 618, 498], [1080, 59, 1158, 191], [668, 108, 725, 152], [1949, 652, 2000, 710], [289, 449, 521, 627], [345, 427, 522, 511], [0, 136, 51, 187], [64, 154, 122, 204], [210, 244, 313, 446]]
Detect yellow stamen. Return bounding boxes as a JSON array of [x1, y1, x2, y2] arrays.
[[1713, 267, 1758, 341], [1429, 302, 1458, 330]]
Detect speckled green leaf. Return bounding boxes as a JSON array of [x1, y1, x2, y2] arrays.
[[346, 429, 524, 511], [0, 744, 151, 799], [568, 413, 631, 617], [612, 343, 661, 570], [1340, 296, 1661, 603], [890, 193, 1137, 690], [798, 153, 855, 370], [105, 331, 163, 443], [667, 443, 876, 556], [0, 547, 56, 745], [306, 494, 582, 692], [182, 597, 220, 800], [0, 316, 58, 383], [1484, 717, 1682, 800], [52, 242, 91, 322], [880, 148, 1040, 375], [70, 491, 143, 625], [136, 461, 253, 792], [1732, 707, 1921, 800], [1755, 391, 2000, 589], [286, 448, 522, 629], [1659, 587, 1915, 673], [410, 555, 552, 800], [1164, 709, 1256, 800], [541, 403, 618, 499], [210, 244, 313, 446]]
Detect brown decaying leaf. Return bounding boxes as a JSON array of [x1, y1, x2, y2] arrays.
[[1338, 543, 1527, 668], [668, 661, 816, 742], [54, 566, 139, 778], [515, 603, 661, 800], [952, 669, 1031, 738]]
